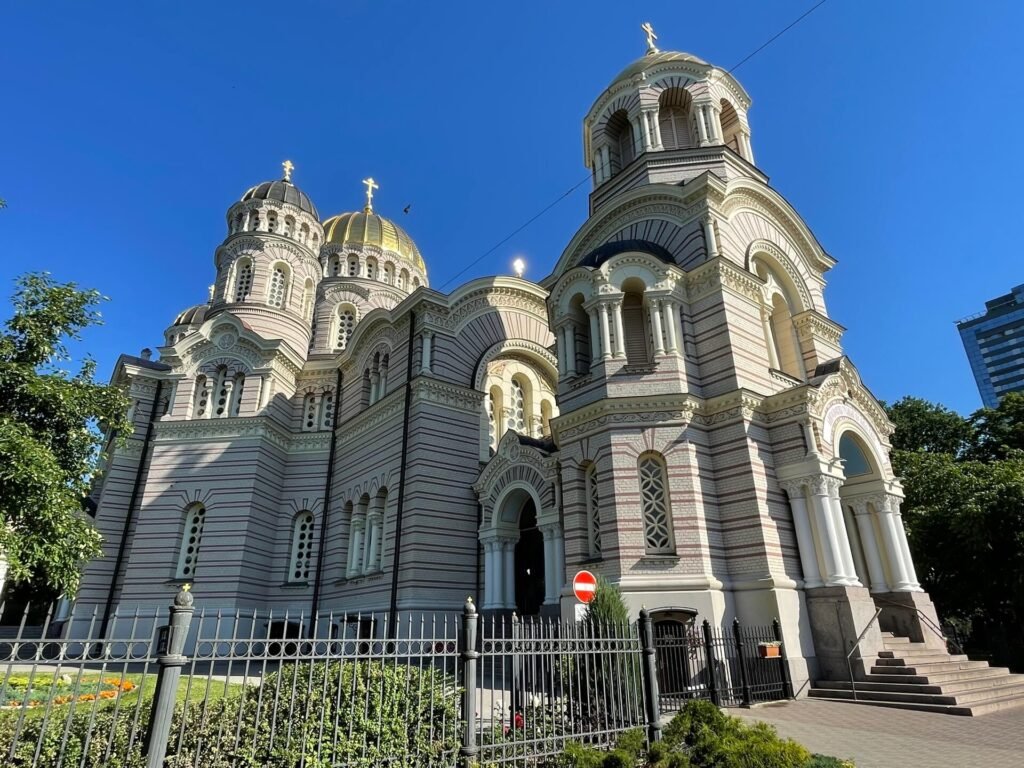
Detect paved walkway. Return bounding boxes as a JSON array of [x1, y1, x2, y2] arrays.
[[734, 699, 1024, 768]]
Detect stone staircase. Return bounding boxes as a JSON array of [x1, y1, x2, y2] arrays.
[[809, 632, 1024, 716]]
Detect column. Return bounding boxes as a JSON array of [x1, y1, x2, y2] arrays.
[[348, 523, 364, 577], [877, 496, 914, 591], [565, 323, 578, 376], [598, 303, 612, 360], [612, 302, 626, 358], [370, 372, 380, 404], [502, 540, 516, 609], [891, 500, 922, 590], [601, 146, 611, 180], [361, 516, 374, 575], [483, 542, 495, 608], [826, 479, 861, 585], [422, 332, 433, 374], [553, 529, 565, 596], [649, 299, 665, 356], [708, 105, 722, 143], [852, 500, 888, 592], [781, 481, 823, 588], [843, 504, 870, 587], [651, 109, 663, 149], [542, 527, 557, 604], [661, 300, 679, 354], [555, 326, 567, 377], [742, 132, 754, 164], [808, 477, 845, 585], [368, 518, 382, 572], [696, 106, 710, 146], [592, 151, 604, 183], [588, 307, 602, 363], [703, 215, 720, 259]]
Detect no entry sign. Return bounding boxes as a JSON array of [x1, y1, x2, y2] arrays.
[[572, 570, 598, 604]]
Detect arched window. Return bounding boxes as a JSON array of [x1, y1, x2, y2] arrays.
[[378, 353, 390, 399], [299, 223, 310, 245], [302, 392, 318, 431], [756, 262, 806, 381], [268, 265, 288, 308], [638, 453, 674, 554], [267, 211, 278, 233], [412, 276, 421, 288], [383, 264, 394, 285], [366, 258, 377, 281], [320, 391, 335, 429], [230, 373, 245, 416], [541, 399, 553, 437], [347, 496, 369, 577], [586, 464, 602, 558], [328, 255, 342, 277], [212, 366, 230, 417], [233, 212, 244, 233], [289, 511, 315, 582], [621, 279, 651, 366], [301, 279, 314, 319], [508, 377, 527, 434], [398, 269, 408, 290], [193, 374, 210, 418], [606, 109, 635, 174], [568, 294, 592, 374], [336, 307, 356, 350], [720, 100, 743, 156], [175, 503, 206, 579], [486, 388, 499, 453], [248, 210, 261, 231], [283, 216, 295, 237], [311, 233, 319, 249], [659, 88, 693, 150], [233, 260, 253, 302], [347, 256, 359, 276]]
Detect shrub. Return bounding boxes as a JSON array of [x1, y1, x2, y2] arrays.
[[601, 749, 632, 768], [806, 757, 855, 768], [555, 741, 606, 768], [662, 699, 730, 749], [615, 727, 647, 758]]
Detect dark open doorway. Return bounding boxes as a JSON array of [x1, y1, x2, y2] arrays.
[[514, 498, 545, 616]]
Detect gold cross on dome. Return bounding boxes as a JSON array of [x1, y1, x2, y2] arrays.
[[282, 160, 295, 181], [362, 177, 379, 212], [641, 22, 659, 53]]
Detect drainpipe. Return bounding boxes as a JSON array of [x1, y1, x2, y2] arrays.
[[100, 379, 163, 639], [387, 310, 417, 636], [309, 367, 343, 632]]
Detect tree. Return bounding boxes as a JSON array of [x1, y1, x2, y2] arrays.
[[583, 576, 631, 627], [884, 396, 972, 457], [0, 273, 130, 594], [968, 391, 1024, 462]]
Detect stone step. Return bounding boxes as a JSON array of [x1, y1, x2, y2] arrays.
[[875, 653, 969, 664], [818, 674, 1024, 695], [865, 667, 1012, 685], [810, 690, 1024, 717], [869, 660, 990, 675], [813, 679, 1024, 706]]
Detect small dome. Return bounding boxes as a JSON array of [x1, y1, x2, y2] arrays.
[[322, 210, 424, 270], [240, 179, 318, 218], [611, 49, 708, 86], [172, 304, 209, 327]]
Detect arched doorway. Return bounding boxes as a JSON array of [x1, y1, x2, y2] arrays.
[[514, 498, 545, 616]]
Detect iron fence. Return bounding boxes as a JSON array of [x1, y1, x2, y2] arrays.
[[0, 590, 792, 767]]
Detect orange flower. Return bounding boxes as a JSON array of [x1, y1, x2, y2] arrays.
[[53, 696, 72, 705], [78, 694, 96, 702], [119, 681, 136, 691], [98, 690, 118, 700]]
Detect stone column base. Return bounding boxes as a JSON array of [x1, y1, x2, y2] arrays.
[[804, 585, 883, 681], [875, 591, 946, 650]]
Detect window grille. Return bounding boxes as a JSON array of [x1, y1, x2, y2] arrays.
[[234, 261, 253, 302], [176, 504, 206, 578], [268, 266, 287, 308], [336, 309, 355, 350], [290, 511, 315, 582], [638, 454, 674, 553], [509, 379, 526, 434], [587, 464, 602, 557]]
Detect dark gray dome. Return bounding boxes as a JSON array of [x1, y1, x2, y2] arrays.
[[172, 304, 209, 326], [240, 180, 318, 218]]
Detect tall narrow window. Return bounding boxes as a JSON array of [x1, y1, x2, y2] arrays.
[[268, 266, 288, 308], [586, 464, 602, 558], [309, 319, 318, 352], [383, 264, 394, 285], [230, 373, 245, 416], [508, 378, 526, 434], [348, 256, 359, 276], [541, 400, 553, 437], [486, 390, 498, 452], [193, 375, 209, 418], [211, 366, 230, 417], [329, 255, 342, 276], [621, 280, 651, 366], [366, 259, 377, 280], [336, 308, 356, 350], [299, 223, 310, 245], [658, 88, 693, 150], [398, 270, 408, 290], [302, 279, 314, 320], [320, 391, 335, 429], [289, 511, 315, 582], [233, 260, 253, 302], [283, 216, 295, 237], [638, 454, 674, 554], [176, 503, 206, 578], [248, 210, 261, 231], [302, 393, 318, 431], [267, 211, 278, 233]]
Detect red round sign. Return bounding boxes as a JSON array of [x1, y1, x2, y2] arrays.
[[573, 570, 598, 604]]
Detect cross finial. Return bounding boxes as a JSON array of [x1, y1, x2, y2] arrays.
[[641, 22, 659, 54], [362, 177, 379, 213], [282, 160, 295, 182]]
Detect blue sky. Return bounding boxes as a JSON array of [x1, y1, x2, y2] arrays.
[[1, 1, 1021, 415]]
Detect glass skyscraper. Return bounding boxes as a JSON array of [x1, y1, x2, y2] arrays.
[[957, 284, 1024, 408]]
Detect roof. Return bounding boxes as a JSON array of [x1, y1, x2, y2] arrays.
[[576, 239, 676, 269], [322, 210, 425, 270], [240, 179, 318, 218]]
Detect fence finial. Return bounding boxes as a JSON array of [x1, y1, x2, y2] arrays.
[[463, 596, 476, 615], [175, 584, 194, 608]]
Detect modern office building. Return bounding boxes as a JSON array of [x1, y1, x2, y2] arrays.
[[957, 284, 1024, 408]]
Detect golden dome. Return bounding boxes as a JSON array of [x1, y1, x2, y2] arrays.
[[612, 50, 708, 86], [322, 210, 424, 271]]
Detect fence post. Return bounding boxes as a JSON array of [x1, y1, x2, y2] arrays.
[[144, 584, 195, 768], [732, 618, 752, 706], [701, 619, 721, 707], [638, 608, 662, 744], [773, 618, 795, 699], [459, 596, 480, 768]]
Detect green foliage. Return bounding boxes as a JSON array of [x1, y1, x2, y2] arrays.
[[615, 727, 647, 758], [0, 272, 131, 592], [968, 391, 1024, 462], [885, 396, 972, 457], [601, 749, 632, 768], [584, 576, 631, 626], [662, 699, 728, 750], [556, 741, 606, 768], [806, 756, 855, 768]]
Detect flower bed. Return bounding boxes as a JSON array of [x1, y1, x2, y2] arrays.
[[1, 673, 136, 709]]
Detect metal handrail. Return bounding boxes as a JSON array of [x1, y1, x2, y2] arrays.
[[872, 596, 964, 655], [846, 608, 883, 702]]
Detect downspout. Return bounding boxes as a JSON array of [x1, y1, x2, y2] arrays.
[[309, 367, 343, 632], [387, 310, 417, 636], [100, 379, 163, 639]]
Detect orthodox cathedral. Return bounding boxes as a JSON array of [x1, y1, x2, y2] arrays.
[[75, 29, 945, 692]]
